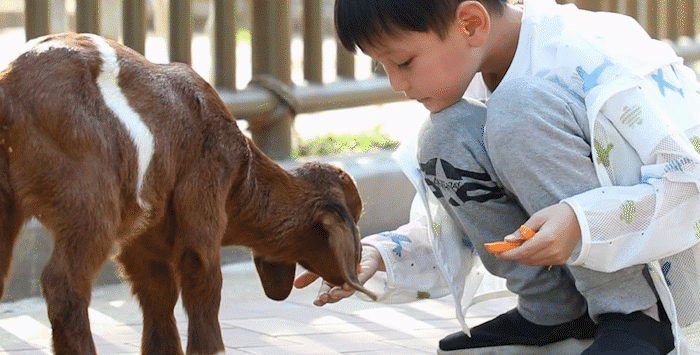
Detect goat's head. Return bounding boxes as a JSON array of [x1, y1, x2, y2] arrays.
[[252, 162, 377, 301]]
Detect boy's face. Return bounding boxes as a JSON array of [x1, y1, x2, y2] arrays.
[[362, 21, 481, 113]]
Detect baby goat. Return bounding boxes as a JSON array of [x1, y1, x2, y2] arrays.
[[0, 32, 375, 355]]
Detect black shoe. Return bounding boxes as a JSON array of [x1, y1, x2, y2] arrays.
[[582, 307, 674, 355], [438, 308, 597, 354]]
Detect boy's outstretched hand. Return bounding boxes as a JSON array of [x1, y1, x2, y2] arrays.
[[294, 245, 384, 306], [496, 203, 581, 266]]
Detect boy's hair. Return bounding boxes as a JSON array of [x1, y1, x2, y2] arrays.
[[335, 0, 508, 53]]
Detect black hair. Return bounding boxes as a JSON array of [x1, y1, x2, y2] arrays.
[[335, 0, 508, 53]]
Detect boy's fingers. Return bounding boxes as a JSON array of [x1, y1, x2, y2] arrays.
[[357, 262, 378, 284], [314, 285, 353, 306], [294, 271, 320, 289], [498, 239, 545, 263], [312, 282, 333, 306], [329, 286, 354, 300]]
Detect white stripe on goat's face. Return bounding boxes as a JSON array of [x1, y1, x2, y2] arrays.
[[86, 34, 155, 210]]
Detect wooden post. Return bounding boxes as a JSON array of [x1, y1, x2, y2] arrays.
[[25, 0, 50, 41], [169, 0, 192, 64], [304, 0, 323, 83], [214, 0, 236, 90], [251, 0, 293, 159], [123, 0, 147, 54], [76, 0, 99, 34]]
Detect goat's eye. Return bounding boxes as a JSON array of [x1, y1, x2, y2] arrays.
[[312, 223, 326, 236]]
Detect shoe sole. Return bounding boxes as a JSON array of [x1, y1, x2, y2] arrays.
[[436, 338, 594, 355]]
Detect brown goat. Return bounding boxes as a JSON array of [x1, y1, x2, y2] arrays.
[[0, 32, 375, 355]]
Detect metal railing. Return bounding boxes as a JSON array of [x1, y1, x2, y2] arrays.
[[17, 0, 700, 159]]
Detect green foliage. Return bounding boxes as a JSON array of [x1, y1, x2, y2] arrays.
[[236, 30, 251, 43], [294, 125, 399, 157]]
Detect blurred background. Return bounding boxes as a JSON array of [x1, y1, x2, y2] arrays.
[[0, 0, 699, 301], [1, 0, 698, 159]]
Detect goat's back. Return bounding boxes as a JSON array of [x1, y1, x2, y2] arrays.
[[0, 33, 250, 231]]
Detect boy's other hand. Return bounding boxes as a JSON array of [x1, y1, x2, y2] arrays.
[[496, 203, 581, 266], [294, 246, 383, 306]]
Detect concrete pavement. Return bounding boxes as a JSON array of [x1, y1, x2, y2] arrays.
[[0, 261, 515, 355]]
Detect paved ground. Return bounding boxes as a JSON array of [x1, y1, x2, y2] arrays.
[[0, 261, 514, 355]]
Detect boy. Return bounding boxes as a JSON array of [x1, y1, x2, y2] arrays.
[[295, 1, 700, 354]]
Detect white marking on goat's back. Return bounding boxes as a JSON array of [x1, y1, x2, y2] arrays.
[[22, 35, 69, 55], [86, 34, 154, 210]]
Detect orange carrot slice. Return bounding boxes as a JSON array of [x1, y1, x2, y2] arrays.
[[484, 225, 535, 254], [484, 241, 521, 253], [519, 225, 535, 240]]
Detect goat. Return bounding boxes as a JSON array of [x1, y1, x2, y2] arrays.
[[0, 32, 376, 355]]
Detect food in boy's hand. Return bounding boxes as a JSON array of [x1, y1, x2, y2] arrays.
[[484, 225, 535, 254]]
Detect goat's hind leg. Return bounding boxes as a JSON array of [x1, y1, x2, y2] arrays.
[[117, 232, 184, 355], [40, 216, 115, 354], [0, 169, 23, 300]]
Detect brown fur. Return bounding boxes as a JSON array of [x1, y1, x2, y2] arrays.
[[0, 33, 375, 355]]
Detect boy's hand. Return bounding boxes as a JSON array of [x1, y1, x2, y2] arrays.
[[496, 203, 581, 266], [294, 246, 383, 306]]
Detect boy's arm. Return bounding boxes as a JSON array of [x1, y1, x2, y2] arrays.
[[358, 216, 452, 303], [562, 65, 700, 272]]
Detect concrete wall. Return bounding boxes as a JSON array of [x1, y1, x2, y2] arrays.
[[1, 151, 415, 302]]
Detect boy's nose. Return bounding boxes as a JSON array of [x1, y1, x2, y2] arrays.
[[388, 73, 410, 93]]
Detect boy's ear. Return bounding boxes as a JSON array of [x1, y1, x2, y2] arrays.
[[456, 1, 490, 47]]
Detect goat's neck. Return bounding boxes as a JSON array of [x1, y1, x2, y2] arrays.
[[224, 140, 304, 253]]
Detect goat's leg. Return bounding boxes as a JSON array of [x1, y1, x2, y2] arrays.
[[0, 203, 22, 300], [40, 228, 113, 355], [177, 246, 224, 355], [172, 181, 226, 355], [0, 156, 22, 299], [0, 210, 21, 300], [117, 235, 184, 355]]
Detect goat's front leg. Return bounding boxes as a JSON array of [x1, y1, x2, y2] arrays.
[[173, 181, 226, 355], [177, 245, 224, 355], [117, 233, 183, 355]]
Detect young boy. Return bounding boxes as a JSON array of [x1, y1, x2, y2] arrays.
[[294, 1, 700, 354]]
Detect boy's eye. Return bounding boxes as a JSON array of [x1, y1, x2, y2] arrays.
[[398, 58, 413, 68]]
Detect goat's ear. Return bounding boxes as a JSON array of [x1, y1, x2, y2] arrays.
[[317, 209, 377, 300], [338, 171, 363, 222], [253, 256, 296, 301]]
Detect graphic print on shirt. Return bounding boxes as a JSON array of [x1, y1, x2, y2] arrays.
[[620, 105, 643, 128], [652, 69, 684, 97], [661, 261, 672, 286], [691, 136, 700, 155], [594, 140, 614, 167], [376, 231, 412, 257], [419, 158, 503, 207], [576, 59, 612, 93], [620, 200, 637, 224]]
